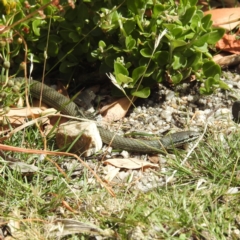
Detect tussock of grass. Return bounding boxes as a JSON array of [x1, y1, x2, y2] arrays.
[[1, 128, 240, 239]]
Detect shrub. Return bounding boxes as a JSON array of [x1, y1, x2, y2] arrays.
[[0, 0, 226, 99]]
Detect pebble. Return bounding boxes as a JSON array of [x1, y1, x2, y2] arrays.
[[214, 108, 230, 118], [165, 90, 175, 101], [118, 171, 129, 181], [120, 150, 129, 158], [94, 70, 240, 194]]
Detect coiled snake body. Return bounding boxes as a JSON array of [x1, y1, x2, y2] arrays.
[[17, 78, 200, 153]]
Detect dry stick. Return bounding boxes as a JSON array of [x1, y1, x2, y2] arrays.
[[45, 156, 68, 179], [0, 113, 93, 142], [0, 143, 115, 197], [0, 114, 115, 197], [11, 28, 49, 150], [15, 30, 48, 151], [0, 112, 115, 196], [127, 30, 168, 111], [0, 1, 53, 34], [40, 16, 52, 109], [1, 2, 55, 150], [0, 2, 115, 194]]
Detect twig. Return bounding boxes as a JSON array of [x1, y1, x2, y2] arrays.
[[0, 143, 115, 197]]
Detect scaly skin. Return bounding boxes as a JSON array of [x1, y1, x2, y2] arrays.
[[15, 78, 200, 153]]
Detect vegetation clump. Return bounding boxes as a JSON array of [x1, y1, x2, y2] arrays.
[[0, 0, 226, 100]]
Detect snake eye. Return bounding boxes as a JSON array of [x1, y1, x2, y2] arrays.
[[190, 133, 199, 139]]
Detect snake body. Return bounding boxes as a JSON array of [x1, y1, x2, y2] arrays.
[[17, 78, 200, 153]]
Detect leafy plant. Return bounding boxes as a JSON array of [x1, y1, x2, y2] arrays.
[[0, 0, 226, 100], [91, 0, 226, 95]]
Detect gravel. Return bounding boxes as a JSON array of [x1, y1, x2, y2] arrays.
[[65, 70, 240, 193]]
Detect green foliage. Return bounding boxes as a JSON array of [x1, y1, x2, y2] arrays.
[[0, 0, 226, 97]]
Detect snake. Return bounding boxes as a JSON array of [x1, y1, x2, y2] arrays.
[[14, 78, 200, 153]]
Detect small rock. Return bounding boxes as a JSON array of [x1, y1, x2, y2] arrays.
[[56, 121, 102, 157], [121, 150, 129, 158], [214, 108, 230, 119], [187, 95, 194, 101], [165, 90, 175, 101], [161, 110, 172, 120]]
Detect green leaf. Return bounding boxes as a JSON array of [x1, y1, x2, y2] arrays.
[[32, 19, 43, 36], [218, 80, 230, 90], [199, 87, 213, 95], [214, 73, 220, 81], [207, 28, 225, 44], [171, 40, 187, 50], [152, 51, 169, 65], [194, 43, 208, 53], [135, 15, 144, 32], [172, 53, 187, 70], [131, 87, 150, 98], [77, 3, 89, 27], [123, 19, 136, 35], [145, 62, 156, 77], [111, 11, 120, 25], [202, 61, 221, 78], [186, 51, 202, 68], [171, 27, 183, 37], [180, 0, 188, 7], [114, 62, 129, 76], [190, 14, 201, 30], [163, 24, 176, 32], [66, 62, 78, 67], [105, 55, 116, 68], [69, 32, 80, 42], [66, 53, 78, 63], [114, 62, 129, 83], [117, 73, 133, 84], [204, 77, 216, 92], [49, 35, 62, 43], [127, 39, 136, 50], [189, 0, 198, 6], [180, 7, 196, 26], [126, 0, 147, 14], [181, 68, 192, 80], [201, 14, 212, 31], [153, 4, 164, 18], [99, 40, 106, 48], [59, 61, 75, 73], [125, 62, 132, 69], [194, 34, 209, 47], [153, 69, 164, 82], [184, 32, 195, 39], [132, 66, 146, 83], [125, 36, 136, 50], [171, 72, 183, 84], [139, 57, 149, 66], [59, 30, 73, 43], [64, 6, 78, 21], [140, 48, 152, 58], [47, 41, 59, 57]]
